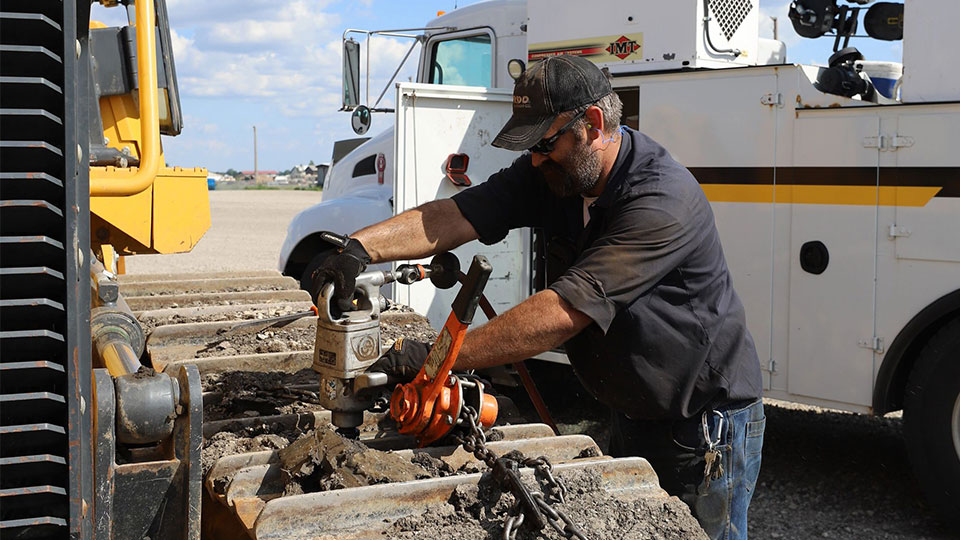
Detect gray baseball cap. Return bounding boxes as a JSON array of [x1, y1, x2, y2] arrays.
[[492, 55, 613, 151]]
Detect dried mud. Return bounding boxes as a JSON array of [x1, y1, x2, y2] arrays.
[[221, 426, 706, 540], [278, 426, 430, 495], [197, 325, 316, 358], [387, 468, 706, 540], [138, 305, 308, 334], [201, 369, 319, 421], [200, 368, 320, 473]]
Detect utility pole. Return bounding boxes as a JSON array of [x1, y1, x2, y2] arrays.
[[253, 125, 259, 184], [771, 16, 778, 40]]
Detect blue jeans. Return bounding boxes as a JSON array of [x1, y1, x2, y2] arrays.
[[608, 399, 765, 540]]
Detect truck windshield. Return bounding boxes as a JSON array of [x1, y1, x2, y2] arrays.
[[429, 34, 491, 86]]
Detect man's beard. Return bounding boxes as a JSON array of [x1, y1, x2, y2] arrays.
[[538, 132, 603, 198]]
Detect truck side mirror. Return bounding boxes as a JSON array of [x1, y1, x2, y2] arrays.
[[351, 105, 371, 135], [342, 38, 361, 110]]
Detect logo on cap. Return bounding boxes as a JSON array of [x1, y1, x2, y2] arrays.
[[606, 36, 640, 60]]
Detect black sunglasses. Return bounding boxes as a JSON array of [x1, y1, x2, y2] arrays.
[[529, 108, 588, 155]]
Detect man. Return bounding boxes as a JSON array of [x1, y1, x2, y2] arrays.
[[314, 55, 764, 539]]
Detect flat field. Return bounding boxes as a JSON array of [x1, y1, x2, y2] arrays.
[[125, 189, 324, 275]]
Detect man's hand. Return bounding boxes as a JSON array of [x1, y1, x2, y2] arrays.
[[311, 233, 371, 312], [370, 338, 431, 381]]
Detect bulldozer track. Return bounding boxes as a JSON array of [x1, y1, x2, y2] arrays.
[[125, 270, 677, 539]]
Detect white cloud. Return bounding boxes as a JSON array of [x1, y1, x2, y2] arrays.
[[165, 1, 418, 115]]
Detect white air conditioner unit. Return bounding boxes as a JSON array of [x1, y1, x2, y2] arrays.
[[526, 0, 761, 74]]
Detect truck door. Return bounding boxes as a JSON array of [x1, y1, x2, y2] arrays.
[[786, 111, 880, 409], [392, 82, 521, 327], [889, 107, 960, 264]]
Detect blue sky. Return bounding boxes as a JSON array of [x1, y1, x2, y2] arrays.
[[91, 0, 903, 173]]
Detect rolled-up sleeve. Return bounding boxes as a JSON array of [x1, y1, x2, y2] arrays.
[[451, 154, 544, 245], [549, 186, 703, 333]]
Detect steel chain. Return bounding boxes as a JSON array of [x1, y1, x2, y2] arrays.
[[503, 511, 524, 540], [454, 405, 588, 540]]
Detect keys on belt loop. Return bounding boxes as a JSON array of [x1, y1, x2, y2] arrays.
[[701, 410, 725, 488]]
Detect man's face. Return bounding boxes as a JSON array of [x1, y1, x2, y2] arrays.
[[535, 116, 603, 198]]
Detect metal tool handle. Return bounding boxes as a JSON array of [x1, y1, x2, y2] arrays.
[[452, 255, 493, 325]]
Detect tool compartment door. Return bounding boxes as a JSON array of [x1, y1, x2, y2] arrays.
[[393, 83, 523, 328], [891, 107, 960, 263], [786, 111, 880, 409]]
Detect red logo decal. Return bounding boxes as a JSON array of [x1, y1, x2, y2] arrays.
[[606, 36, 640, 60], [376, 153, 386, 184]]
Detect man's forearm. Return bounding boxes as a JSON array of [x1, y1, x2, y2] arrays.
[[352, 199, 478, 263], [453, 289, 593, 371]]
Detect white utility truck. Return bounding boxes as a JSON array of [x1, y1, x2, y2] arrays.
[[279, 0, 960, 524]]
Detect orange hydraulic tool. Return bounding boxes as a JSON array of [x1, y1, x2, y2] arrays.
[[390, 255, 498, 446]]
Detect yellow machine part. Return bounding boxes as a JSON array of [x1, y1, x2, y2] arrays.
[[91, 166, 210, 255], [90, 85, 210, 260]]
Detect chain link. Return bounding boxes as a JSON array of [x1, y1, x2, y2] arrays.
[[454, 405, 588, 540]]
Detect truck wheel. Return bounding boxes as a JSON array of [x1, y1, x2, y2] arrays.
[[903, 317, 960, 527]]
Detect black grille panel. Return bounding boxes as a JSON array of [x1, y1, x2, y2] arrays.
[[0, 4, 80, 538]]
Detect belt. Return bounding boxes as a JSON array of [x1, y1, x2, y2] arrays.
[[713, 398, 758, 413]]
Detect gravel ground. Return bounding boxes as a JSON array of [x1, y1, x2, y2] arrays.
[[513, 363, 954, 540], [749, 400, 952, 540], [127, 191, 955, 539], [124, 189, 323, 274]]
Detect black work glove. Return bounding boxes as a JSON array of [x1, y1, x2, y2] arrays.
[[311, 232, 372, 312], [369, 338, 432, 381]]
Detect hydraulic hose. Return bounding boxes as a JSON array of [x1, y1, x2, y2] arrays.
[[702, 0, 742, 58]]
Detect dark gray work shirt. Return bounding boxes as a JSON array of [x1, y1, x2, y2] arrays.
[[452, 127, 762, 420]]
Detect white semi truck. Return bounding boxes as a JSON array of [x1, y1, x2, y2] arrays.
[[278, 0, 960, 524]]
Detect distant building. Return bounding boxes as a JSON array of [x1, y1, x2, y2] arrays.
[[208, 172, 234, 182]]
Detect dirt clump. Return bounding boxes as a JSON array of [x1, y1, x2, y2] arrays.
[[198, 325, 316, 358], [277, 426, 431, 495], [388, 468, 707, 540], [410, 452, 456, 477], [202, 430, 294, 476], [201, 369, 319, 421]]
